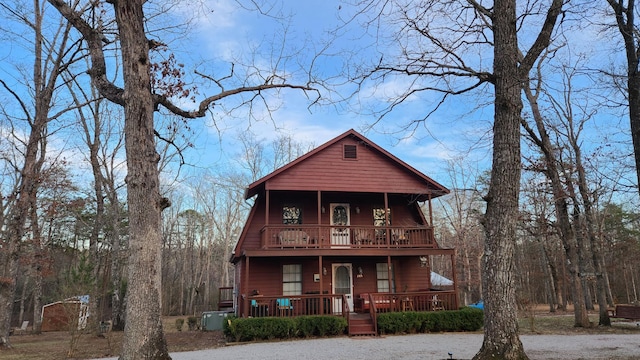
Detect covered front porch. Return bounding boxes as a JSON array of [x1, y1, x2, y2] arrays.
[[242, 290, 458, 318], [234, 252, 459, 319]]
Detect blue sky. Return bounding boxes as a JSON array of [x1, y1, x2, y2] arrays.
[[155, 0, 496, 188], [0, 0, 635, 205]]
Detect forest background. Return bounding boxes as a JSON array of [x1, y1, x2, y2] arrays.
[[0, 0, 639, 350]]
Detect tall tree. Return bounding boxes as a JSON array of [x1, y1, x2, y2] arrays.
[[605, 0, 640, 197], [47, 1, 315, 358], [344, 0, 563, 357], [520, 59, 591, 327], [0, 0, 82, 346]]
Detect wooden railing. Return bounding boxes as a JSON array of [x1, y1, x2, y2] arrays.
[[246, 294, 346, 318], [245, 291, 457, 318], [260, 225, 436, 249], [368, 293, 377, 334], [365, 291, 457, 313], [218, 286, 234, 310]]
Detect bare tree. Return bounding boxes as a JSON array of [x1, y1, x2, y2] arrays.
[[520, 57, 592, 326], [0, 0, 84, 346], [605, 0, 640, 198], [343, 0, 563, 357], [46, 1, 316, 358], [433, 160, 484, 305]]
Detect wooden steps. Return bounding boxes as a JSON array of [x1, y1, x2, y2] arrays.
[[349, 313, 376, 337]]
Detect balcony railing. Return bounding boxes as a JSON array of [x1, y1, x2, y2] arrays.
[[244, 290, 457, 319], [260, 225, 436, 249]]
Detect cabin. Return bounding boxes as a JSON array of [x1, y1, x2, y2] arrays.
[[228, 129, 459, 335]]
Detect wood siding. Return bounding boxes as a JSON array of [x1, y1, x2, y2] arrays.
[[265, 139, 433, 194]]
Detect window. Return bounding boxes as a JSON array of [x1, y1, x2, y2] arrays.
[[373, 208, 391, 227], [373, 208, 391, 239], [343, 144, 357, 159], [282, 205, 302, 224], [283, 264, 302, 295], [376, 263, 395, 293]]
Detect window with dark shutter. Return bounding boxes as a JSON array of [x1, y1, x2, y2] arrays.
[[343, 144, 357, 159]]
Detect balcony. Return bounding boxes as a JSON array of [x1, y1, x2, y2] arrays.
[[259, 225, 436, 249]]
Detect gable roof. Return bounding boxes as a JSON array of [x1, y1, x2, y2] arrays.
[[244, 129, 449, 200]]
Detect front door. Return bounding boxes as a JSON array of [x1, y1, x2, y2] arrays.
[[332, 263, 354, 313], [330, 203, 350, 247]]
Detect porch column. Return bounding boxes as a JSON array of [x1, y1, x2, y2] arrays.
[[384, 192, 389, 246], [317, 191, 322, 247], [265, 190, 270, 225], [451, 250, 459, 308], [318, 255, 324, 314], [243, 256, 250, 318], [427, 193, 433, 226], [387, 255, 392, 293]]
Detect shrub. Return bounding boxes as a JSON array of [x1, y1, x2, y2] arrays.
[[225, 316, 347, 342], [175, 318, 184, 332], [187, 316, 199, 331], [377, 307, 483, 335]]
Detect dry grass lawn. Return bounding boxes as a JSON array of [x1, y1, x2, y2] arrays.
[[2, 309, 639, 360]]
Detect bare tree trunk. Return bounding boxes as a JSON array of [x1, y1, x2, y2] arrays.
[[521, 71, 590, 326], [605, 0, 640, 199], [539, 241, 557, 312], [115, 1, 170, 357], [474, 0, 527, 357], [19, 275, 28, 326], [568, 124, 611, 325]]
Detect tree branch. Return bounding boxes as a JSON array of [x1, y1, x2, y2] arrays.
[[155, 83, 318, 119]]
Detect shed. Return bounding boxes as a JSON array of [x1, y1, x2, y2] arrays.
[[41, 295, 89, 332]]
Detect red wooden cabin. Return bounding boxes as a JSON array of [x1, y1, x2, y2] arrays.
[[229, 129, 459, 335]]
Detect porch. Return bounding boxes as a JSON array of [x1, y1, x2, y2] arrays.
[[243, 290, 457, 336], [261, 225, 436, 249], [244, 290, 458, 318]]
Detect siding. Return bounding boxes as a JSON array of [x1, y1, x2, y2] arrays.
[[265, 139, 434, 194]]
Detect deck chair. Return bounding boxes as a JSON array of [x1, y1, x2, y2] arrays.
[[251, 299, 269, 317], [431, 295, 445, 311], [14, 320, 29, 335], [276, 298, 293, 316]]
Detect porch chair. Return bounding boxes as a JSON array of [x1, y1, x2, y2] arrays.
[[276, 298, 293, 316], [13, 320, 29, 335], [251, 299, 269, 317], [353, 229, 373, 245], [431, 295, 445, 311]]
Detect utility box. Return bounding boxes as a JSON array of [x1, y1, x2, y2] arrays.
[[201, 311, 229, 331]]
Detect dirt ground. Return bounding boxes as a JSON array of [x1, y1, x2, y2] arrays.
[[2, 316, 226, 360], [2, 309, 639, 360]]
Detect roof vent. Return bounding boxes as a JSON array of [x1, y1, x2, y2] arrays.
[[344, 144, 357, 159]]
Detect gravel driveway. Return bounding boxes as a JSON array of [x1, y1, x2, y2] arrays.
[[96, 333, 640, 360]]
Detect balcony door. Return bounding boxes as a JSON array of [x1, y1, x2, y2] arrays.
[[330, 203, 350, 247], [332, 263, 353, 312]]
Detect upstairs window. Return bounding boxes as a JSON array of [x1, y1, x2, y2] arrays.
[[343, 144, 357, 159], [282, 205, 302, 224], [374, 208, 391, 240], [373, 208, 391, 227]]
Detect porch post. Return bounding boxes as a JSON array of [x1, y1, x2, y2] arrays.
[[317, 191, 322, 247], [319, 255, 324, 314], [387, 255, 392, 293], [384, 192, 389, 246], [451, 250, 459, 308], [243, 256, 250, 318], [427, 193, 433, 226], [265, 190, 270, 225]]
